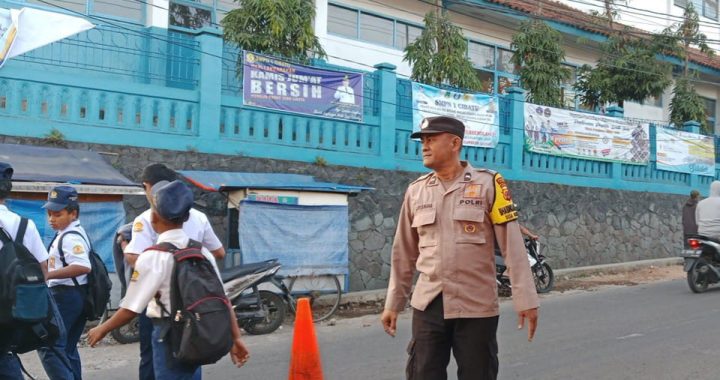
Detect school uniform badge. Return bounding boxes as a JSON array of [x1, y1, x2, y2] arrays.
[[133, 222, 144, 232], [72, 244, 85, 255], [130, 270, 139, 282]]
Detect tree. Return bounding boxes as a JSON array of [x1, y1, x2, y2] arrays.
[[404, 7, 482, 91], [510, 19, 570, 107], [222, 0, 326, 64], [665, 3, 714, 133], [574, 0, 671, 110]]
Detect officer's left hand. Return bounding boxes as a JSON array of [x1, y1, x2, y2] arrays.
[[517, 308, 539, 342], [86, 325, 108, 347], [230, 337, 250, 368]]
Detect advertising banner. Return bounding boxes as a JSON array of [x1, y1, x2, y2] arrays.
[[656, 127, 715, 176]]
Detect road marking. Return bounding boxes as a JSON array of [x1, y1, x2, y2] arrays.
[[616, 333, 644, 340]]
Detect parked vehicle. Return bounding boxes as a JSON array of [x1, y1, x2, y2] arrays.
[[223, 259, 290, 335], [682, 235, 720, 293], [496, 238, 554, 295]]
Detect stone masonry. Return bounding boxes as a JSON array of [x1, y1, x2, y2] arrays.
[[1, 136, 694, 291]]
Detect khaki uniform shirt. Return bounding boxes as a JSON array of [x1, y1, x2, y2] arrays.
[[385, 162, 539, 319]]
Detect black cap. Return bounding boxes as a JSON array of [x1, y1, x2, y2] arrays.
[[0, 162, 13, 180], [410, 116, 465, 139], [141, 163, 177, 186], [151, 180, 193, 221], [43, 185, 79, 211]]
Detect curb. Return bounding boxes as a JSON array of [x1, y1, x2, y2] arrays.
[[340, 257, 683, 306]]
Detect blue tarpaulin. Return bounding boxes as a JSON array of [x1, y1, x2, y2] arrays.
[[6, 199, 125, 272], [238, 201, 348, 276]]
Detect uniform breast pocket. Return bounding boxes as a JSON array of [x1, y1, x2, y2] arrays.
[[412, 209, 438, 247], [453, 207, 486, 245]]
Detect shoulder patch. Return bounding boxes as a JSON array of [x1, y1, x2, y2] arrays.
[[474, 168, 497, 175], [133, 221, 144, 233], [72, 244, 85, 255], [130, 270, 139, 282], [489, 173, 518, 225]]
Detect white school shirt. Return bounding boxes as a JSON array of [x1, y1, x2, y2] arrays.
[[120, 229, 220, 318], [0, 204, 49, 263], [124, 208, 223, 256], [47, 221, 92, 287]]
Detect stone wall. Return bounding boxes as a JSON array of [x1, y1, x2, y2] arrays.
[[1, 136, 691, 291]]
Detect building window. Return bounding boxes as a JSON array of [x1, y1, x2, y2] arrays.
[[360, 13, 394, 47], [468, 41, 494, 70], [475, 70, 494, 94], [92, 0, 143, 22], [169, 1, 212, 30], [497, 48, 517, 74], [327, 4, 423, 50], [560, 65, 578, 109], [704, 0, 718, 19], [702, 97, 716, 130], [328, 4, 358, 38]]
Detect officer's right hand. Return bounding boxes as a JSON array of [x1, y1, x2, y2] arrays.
[[380, 309, 398, 337]]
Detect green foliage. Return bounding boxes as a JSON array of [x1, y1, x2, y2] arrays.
[[662, 4, 714, 133], [510, 20, 570, 107], [404, 10, 482, 91], [670, 77, 708, 132], [43, 128, 66, 147], [574, 33, 672, 109], [314, 156, 328, 167], [222, 0, 326, 64]]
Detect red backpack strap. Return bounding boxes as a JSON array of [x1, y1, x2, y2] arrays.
[[144, 242, 178, 253]]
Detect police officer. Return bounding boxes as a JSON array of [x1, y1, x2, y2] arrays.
[[87, 180, 249, 379], [380, 116, 540, 380], [0, 162, 51, 378], [38, 185, 91, 380], [123, 163, 225, 380]]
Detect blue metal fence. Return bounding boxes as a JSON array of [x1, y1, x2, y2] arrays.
[[0, 25, 716, 196]]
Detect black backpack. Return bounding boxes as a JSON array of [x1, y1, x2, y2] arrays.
[[147, 240, 234, 366], [0, 218, 60, 353], [57, 230, 112, 321]]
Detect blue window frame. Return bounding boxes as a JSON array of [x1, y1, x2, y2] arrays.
[[702, 96, 717, 131], [326, 3, 424, 50], [168, 0, 213, 31]]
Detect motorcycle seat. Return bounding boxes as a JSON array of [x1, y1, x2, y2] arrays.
[[221, 259, 279, 282]]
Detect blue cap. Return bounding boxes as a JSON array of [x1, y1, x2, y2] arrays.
[[0, 162, 12, 180], [43, 185, 79, 211], [151, 180, 193, 221]]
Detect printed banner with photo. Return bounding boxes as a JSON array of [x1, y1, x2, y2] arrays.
[[656, 127, 715, 176], [411, 82, 499, 148], [524, 103, 650, 165], [243, 51, 363, 122]]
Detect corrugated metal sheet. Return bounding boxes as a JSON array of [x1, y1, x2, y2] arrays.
[[179, 170, 373, 194]]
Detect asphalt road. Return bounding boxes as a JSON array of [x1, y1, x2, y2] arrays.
[[18, 278, 720, 380]]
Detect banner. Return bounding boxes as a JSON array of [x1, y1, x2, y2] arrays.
[[243, 51, 363, 122], [524, 103, 650, 164], [656, 127, 715, 176], [0, 7, 94, 69], [412, 82, 499, 148]]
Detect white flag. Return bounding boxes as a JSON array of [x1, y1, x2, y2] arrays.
[[0, 7, 95, 68]]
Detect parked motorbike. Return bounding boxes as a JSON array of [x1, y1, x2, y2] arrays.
[[222, 259, 292, 335], [682, 235, 720, 293], [496, 238, 554, 294]]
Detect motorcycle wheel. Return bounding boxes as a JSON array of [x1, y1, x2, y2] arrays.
[[534, 263, 555, 294], [243, 290, 287, 335], [110, 316, 140, 344], [687, 258, 710, 293]]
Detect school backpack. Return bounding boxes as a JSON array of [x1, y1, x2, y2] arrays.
[[147, 239, 234, 366], [58, 231, 112, 321], [0, 218, 60, 353]]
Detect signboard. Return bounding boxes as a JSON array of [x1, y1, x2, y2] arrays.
[[246, 193, 299, 205], [411, 82, 499, 148], [656, 127, 715, 176], [524, 103, 650, 164], [243, 51, 363, 122]]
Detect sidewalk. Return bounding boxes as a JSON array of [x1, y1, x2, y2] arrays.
[[340, 257, 683, 306]]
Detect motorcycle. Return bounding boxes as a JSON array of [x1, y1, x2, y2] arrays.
[[222, 258, 292, 335], [496, 238, 554, 295], [682, 235, 720, 293]]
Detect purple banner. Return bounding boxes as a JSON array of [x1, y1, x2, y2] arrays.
[[243, 51, 364, 122]]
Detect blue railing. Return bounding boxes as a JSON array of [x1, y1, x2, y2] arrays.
[[0, 25, 716, 196]]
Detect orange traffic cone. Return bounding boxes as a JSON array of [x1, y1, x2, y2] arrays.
[[288, 298, 324, 380]]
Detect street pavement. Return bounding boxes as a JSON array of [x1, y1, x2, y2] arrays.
[[18, 276, 720, 379]]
